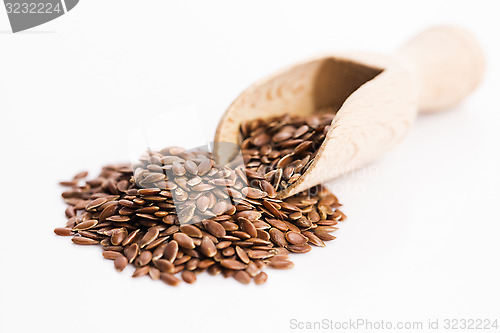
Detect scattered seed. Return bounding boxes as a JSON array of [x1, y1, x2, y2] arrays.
[[181, 270, 197, 284], [71, 236, 99, 245], [114, 256, 128, 272], [160, 273, 180, 286], [233, 270, 251, 284], [54, 227, 73, 236], [254, 272, 268, 284]]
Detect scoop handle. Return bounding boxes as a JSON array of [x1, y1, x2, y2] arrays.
[[396, 26, 485, 113]]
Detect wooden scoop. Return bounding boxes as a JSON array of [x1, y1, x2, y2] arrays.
[[214, 26, 485, 198]]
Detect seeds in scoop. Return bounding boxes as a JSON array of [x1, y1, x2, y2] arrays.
[[56, 135, 345, 286]]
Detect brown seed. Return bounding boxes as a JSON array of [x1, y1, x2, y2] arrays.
[[245, 261, 259, 277], [71, 236, 99, 245], [106, 215, 130, 222], [203, 220, 226, 238], [212, 201, 228, 215], [137, 251, 153, 266], [268, 259, 294, 269], [111, 228, 128, 246], [286, 244, 312, 253], [86, 197, 107, 211], [208, 264, 222, 276], [260, 180, 276, 198], [102, 245, 124, 252], [153, 259, 175, 273], [99, 203, 118, 222], [233, 270, 251, 284], [254, 271, 268, 284], [145, 236, 169, 250], [178, 204, 196, 224], [138, 188, 162, 196], [152, 243, 168, 260], [184, 160, 199, 175], [102, 251, 123, 260], [241, 187, 267, 199], [220, 259, 247, 270], [269, 228, 287, 247], [173, 233, 195, 249], [235, 246, 250, 264], [240, 218, 258, 238], [122, 229, 140, 246], [186, 258, 199, 271], [164, 241, 179, 262], [266, 219, 288, 231], [197, 159, 212, 176], [149, 267, 161, 280], [140, 227, 160, 248], [272, 129, 293, 142], [283, 221, 301, 233], [132, 265, 150, 277], [196, 196, 210, 212], [200, 236, 217, 257], [222, 247, 235, 256], [172, 161, 186, 176], [60, 180, 78, 186], [114, 255, 128, 272], [235, 210, 262, 220], [198, 259, 215, 269], [314, 230, 337, 241], [182, 270, 197, 284], [247, 250, 273, 260], [160, 273, 181, 286], [72, 219, 98, 231], [124, 243, 139, 262], [285, 231, 308, 245], [65, 206, 76, 218], [180, 224, 203, 238], [302, 230, 326, 247], [54, 227, 73, 236]]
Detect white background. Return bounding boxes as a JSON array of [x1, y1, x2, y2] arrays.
[[1, 1, 499, 332]]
